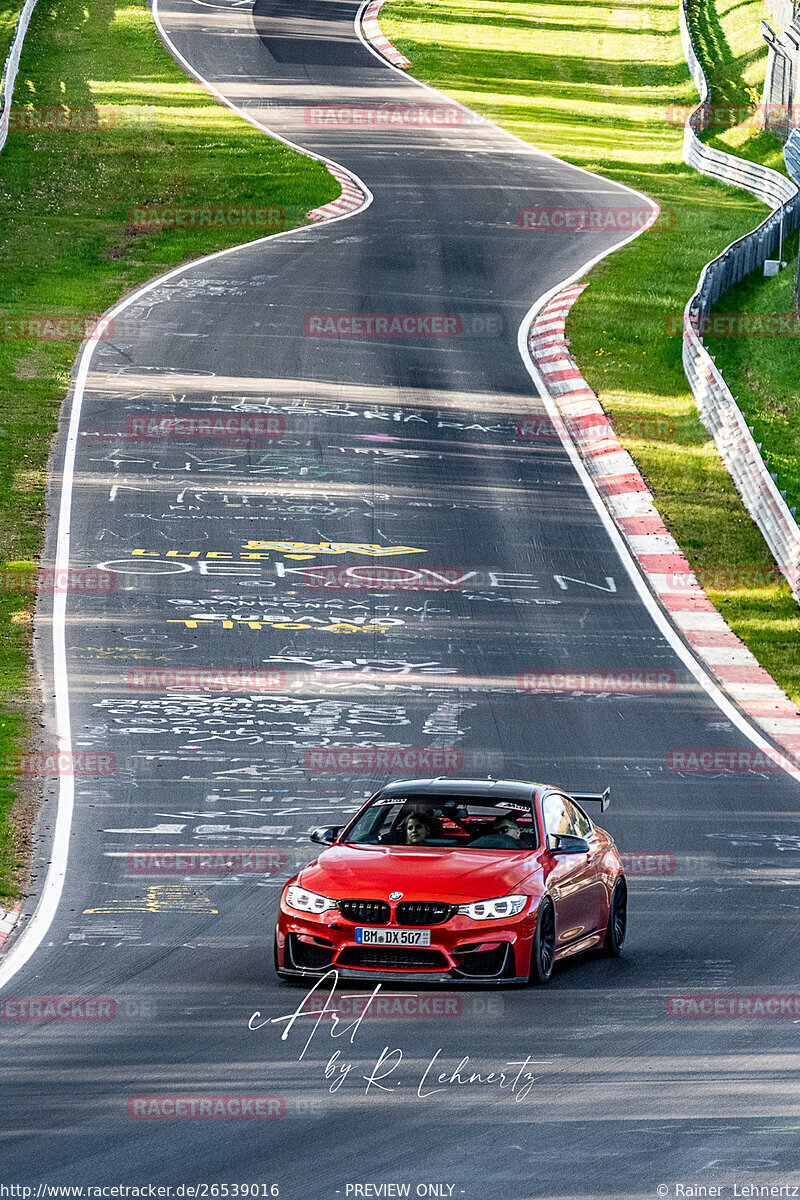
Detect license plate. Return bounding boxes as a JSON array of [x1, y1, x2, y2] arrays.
[[356, 928, 431, 946]]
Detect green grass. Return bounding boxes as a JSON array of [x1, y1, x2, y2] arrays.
[[0, 1, 20, 65], [692, 0, 800, 530], [0, 0, 338, 903], [705, 232, 800, 513], [381, 0, 800, 705], [691, 0, 781, 163]]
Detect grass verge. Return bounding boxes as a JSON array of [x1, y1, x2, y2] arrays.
[[0, 1, 21, 63], [0, 0, 338, 903], [695, 0, 800, 525], [705, 231, 800, 513], [381, 0, 800, 705]]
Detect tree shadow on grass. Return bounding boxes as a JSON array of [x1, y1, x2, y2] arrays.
[[397, 37, 690, 90], [688, 0, 767, 112]]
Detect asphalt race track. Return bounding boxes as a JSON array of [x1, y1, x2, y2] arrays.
[[2, 1, 800, 1196]]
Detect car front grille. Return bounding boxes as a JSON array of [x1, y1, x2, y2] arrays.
[[338, 899, 390, 925], [336, 946, 448, 971], [394, 901, 455, 926]]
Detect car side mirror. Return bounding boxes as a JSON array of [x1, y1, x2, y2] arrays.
[[310, 826, 341, 845], [550, 834, 590, 854]]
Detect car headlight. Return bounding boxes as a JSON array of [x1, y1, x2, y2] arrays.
[[456, 894, 529, 920], [285, 885, 337, 915]]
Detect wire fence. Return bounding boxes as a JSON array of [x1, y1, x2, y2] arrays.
[[0, 0, 39, 154], [679, 0, 800, 601], [770, 0, 799, 29]]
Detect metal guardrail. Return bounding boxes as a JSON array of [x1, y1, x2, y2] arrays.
[[0, 0, 39, 154], [679, 0, 800, 602], [761, 15, 800, 136], [771, 0, 800, 29], [785, 124, 800, 181], [680, 1, 796, 204]]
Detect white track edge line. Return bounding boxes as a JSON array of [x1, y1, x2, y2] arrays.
[[517, 279, 800, 786], [0, 0, 375, 990], [356, 0, 800, 785], [5, 0, 796, 989], [353, 0, 658, 204]]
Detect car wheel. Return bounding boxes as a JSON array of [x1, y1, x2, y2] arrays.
[[529, 898, 556, 986], [602, 878, 627, 957]]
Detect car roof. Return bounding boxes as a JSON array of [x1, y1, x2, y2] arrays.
[[375, 777, 542, 801]]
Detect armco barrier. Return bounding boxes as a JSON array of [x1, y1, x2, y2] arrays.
[[0, 0, 39, 154], [679, 0, 800, 602], [770, 0, 799, 31]]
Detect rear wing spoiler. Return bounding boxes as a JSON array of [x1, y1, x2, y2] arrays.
[[571, 787, 611, 813]]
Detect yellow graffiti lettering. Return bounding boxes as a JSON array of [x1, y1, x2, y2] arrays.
[[165, 619, 394, 634], [125, 544, 427, 562], [241, 541, 426, 559], [84, 885, 217, 914]]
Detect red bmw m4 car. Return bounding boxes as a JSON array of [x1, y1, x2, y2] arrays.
[[274, 777, 627, 986]]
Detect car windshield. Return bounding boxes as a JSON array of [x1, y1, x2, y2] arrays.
[[343, 795, 538, 850]]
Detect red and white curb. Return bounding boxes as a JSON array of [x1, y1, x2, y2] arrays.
[[0, 903, 21, 953], [360, 0, 411, 69], [307, 163, 368, 222], [528, 283, 800, 762]]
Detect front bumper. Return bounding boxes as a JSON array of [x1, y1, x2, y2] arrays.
[[275, 905, 535, 985], [275, 962, 529, 987]]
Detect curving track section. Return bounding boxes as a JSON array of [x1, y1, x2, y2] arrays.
[[2, 0, 800, 1196]]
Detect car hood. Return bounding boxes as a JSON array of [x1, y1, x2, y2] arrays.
[[297, 843, 542, 902]]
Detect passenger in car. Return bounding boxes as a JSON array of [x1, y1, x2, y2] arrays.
[[402, 812, 436, 845]]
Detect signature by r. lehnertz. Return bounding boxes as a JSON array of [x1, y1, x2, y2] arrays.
[[248, 970, 547, 1101]]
